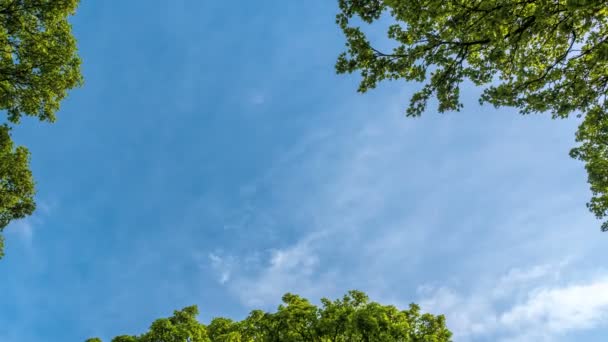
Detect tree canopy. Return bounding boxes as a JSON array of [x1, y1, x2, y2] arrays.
[[87, 290, 452, 342], [336, 0, 608, 230], [0, 0, 82, 124], [0, 0, 82, 256]]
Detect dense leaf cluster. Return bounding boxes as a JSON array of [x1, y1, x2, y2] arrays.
[[0, 0, 82, 123], [87, 291, 452, 342]]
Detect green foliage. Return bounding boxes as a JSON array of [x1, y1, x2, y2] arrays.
[[336, 0, 608, 230], [571, 106, 608, 231], [0, 0, 82, 256], [90, 291, 452, 342], [106, 306, 210, 342], [0, 0, 83, 123], [0, 125, 34, 258]]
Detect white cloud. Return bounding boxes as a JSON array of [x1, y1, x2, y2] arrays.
[[501, 277, 608, 334], [418, 263, 608, 341]]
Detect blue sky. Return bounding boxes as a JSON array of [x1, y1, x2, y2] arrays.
[[1, 1, 607, 341]]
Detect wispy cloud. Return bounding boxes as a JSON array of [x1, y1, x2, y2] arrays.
[[6, 219, 35, 243], [208, 253, 234, 284], [230, 233, 338, 308], [249, 92, 266, 106]]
